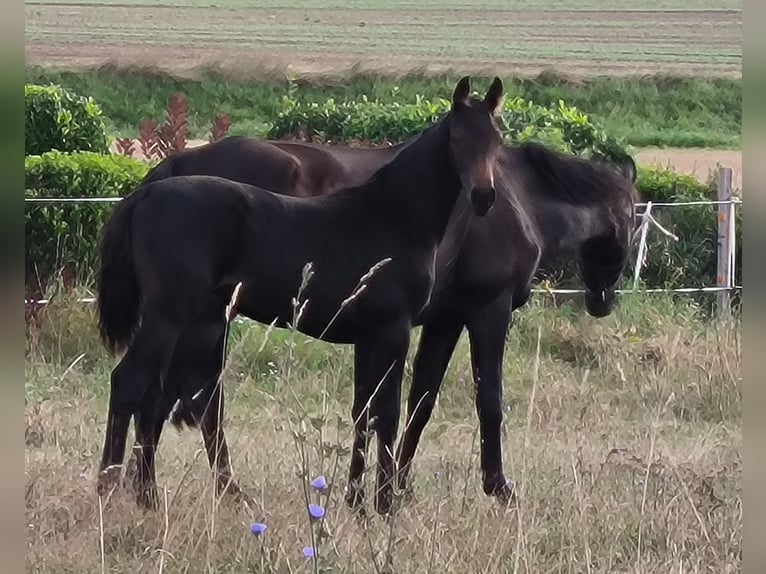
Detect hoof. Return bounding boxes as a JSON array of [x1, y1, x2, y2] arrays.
[[135, 485, 160, 511], [484, 475, 517, 506], [96, 465, 123, 497], [124, 449, 140, 487], [495, 480, 517, 508], [344, 482, 366, 515], [217, 477, 254, 508], [375, 488, 393, 516]]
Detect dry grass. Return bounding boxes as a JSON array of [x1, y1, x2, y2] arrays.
[[25, 292, 741, 573]]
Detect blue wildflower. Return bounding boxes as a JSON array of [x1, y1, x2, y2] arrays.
[[310, 474, 329, 492], [250, 522, 268, 537], [302, 546, 316, 558], [308, 503, 325, 521]]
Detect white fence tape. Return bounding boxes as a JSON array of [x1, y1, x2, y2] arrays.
[[24, 197, 743, 207]]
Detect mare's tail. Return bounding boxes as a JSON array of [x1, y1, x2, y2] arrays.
[[97, 185, 152, 355]]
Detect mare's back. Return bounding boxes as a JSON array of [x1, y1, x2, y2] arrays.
[[147, 136, 301, 194], [273, 140, 407, 192]]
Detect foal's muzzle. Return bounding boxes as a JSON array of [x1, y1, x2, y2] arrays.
[[470, 186, 496, 216], [585, 288, 616, 318]]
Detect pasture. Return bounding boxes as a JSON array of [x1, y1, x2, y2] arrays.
[[25, 1, 742, 77], [25, 0, 742, 572], [25, 294, 742, 573]]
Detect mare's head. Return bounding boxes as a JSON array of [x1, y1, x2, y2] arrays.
[[578, 156, 639, 317], [518, 142, 639, 317], [447, 76, 505, 216]]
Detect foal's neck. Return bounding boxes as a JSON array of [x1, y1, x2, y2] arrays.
[[369, 121, 461, 248]]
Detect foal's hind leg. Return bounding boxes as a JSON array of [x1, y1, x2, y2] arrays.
[[395, 319, 464, 493], [97, 307, 183, 499], [129, 304, 248, 504], [198, 381, 247, 501], [131, 386, 164, 509], [465, 289, 515, 505]]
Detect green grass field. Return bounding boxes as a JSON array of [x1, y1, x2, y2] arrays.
[[25, 66, 742, 149], [25, 0, 742, 148]]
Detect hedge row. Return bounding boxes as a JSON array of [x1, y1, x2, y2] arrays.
[[25, 151, 150, 284], [24, 149, 740, 295], [25, 84, 110, 156], [634, 167, 742, 292], [24, 84, 740, 296], [268, 95, 630, 165]]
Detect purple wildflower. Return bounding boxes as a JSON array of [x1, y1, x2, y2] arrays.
[[310, 474, 329, 492], [506, 478, 515, 489], [250, 522, 268, 537], [302, 546, 316, 558], [308, 503, 325, 521]]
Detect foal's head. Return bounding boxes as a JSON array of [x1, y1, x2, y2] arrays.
[[447, 76, 505, 216]]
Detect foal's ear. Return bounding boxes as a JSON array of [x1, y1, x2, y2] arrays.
[[484, 76, 504, 114], [452, 76, 471, 109]]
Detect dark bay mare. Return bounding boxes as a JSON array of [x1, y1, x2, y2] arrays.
[[96, 77, 505, 513], [121, 125, 639, 514], [139, 133, 413, 198]]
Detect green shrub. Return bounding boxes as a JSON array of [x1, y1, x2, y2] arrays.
[[634, 166, 742, 291], [25, 151, 150, 288], [268, 94, 629, 163], [25, 84, 110, 156]]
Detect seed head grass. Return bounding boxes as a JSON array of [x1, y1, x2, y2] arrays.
[[25, 289, 740, 573]]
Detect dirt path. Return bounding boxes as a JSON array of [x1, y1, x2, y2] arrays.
[[634, 148, 742, 191]]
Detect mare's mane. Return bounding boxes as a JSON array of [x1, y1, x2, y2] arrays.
[[514, 141, 636, 206]]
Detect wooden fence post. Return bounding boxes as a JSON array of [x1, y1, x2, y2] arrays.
[[716, 167, 734, 317]]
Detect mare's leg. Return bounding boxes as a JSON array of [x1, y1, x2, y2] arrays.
[[97, 304, 184, 499], [465, 289, 515, 504], [345, 324, 410, 515], [395, 319, 464, 492]]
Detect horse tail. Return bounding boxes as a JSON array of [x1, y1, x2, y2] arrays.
[[97, 185, 150, 355]]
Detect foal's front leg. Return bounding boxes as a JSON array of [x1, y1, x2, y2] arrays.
[[346, 324, 410, 515], [465, 289, 515, 505], [395, 319, 464, 493]]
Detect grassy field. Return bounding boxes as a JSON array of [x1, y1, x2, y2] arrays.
[[25, 1, 741, 78], [25, 66, 743, 149], [24, 0, 743, 149], [25, 292, 741, 573], [24, 1, 743, 571]]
